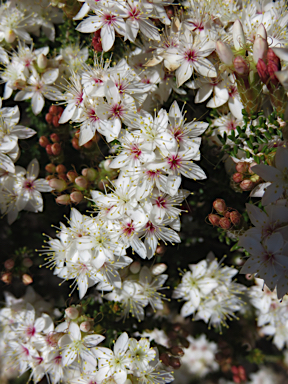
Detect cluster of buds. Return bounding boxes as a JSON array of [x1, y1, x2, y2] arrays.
[[160, 323, 190, 370], [208, 199, 242, 230], [231, 365, 247, 383], [92, 30, 102, 52], [1, 248, 34, 285], [232, 161, 261, 191], [39, 134, 63, 157], [45, 105, 63, 128], [65, 305, 95, 333]]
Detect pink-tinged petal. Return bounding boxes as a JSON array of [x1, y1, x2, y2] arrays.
[[180, 300, 197, 317], [62, 347, 77, 366], [245, 203, 267, 228], [264, 232, 284, 254], [101, 24, 115, 52], [262, 183, 284, 206], [31, 93, 45, 115], [275, 147, 288, 172], [251, 164, 281, 182], [114, 332, 128, 357]]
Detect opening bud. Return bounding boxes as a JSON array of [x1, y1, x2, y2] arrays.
[[213, 198, 227, 215], [46, 144, 53, 155], [240, 179, 254, 191], [75, 176, 88, 190], [56, 194, 71, 205], [130, 261, 141, 274], [70, 191, 84, 204], [256, 58, 269, 84], [67, 171, 78, 182], [151, 263, 167, 275], [233, 20, 246, 51], [5, 29, 16, 44], [256, 24, 267, 40], [169, 356, 181, 369], [170, 346, 184, 357], [236, 161, 249, 173], [234, 56, 249, 77], [232, 172, 244, 183], [230, 211, 242, 226], [1, 272, 12, 284], [72, 137, 80, 150], [65, 306, 79, 320], [49, 178, 67, 192], [80, 321, 91, 332], [253, 37, 268, 65], [219, 217, 232, 230], [248, 162, 257, 174], [22, 274, 33, 285], [208, 213, 221, 226], [216, 41, 234, 66], [37, 53, 48, 69], [267, 48, 281, 85]]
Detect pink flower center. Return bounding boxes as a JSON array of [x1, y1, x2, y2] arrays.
[[173, 127, 183, 142], [155, 196, 167, 208], [26, 325, 36, 337], [130, 144, 141, 159], [145, 221, 156, 233], [145, 169, 160, 180], [111, 103, 124, 117], [228, 85, 238, 98], [122, 222, 135, 236], [24, 180, 35, 191], [129, 6, 140, 19], [168, 154, 181, 170], [89, 109, 99, 122], [184, 49, 198, 62], [141, 78, 150, 84], [21, 345, 30, 356], [103, 14, 116, 25], [54, 355, 62, 365], [192, 21, 204, 31], [93, 78, 103, 84], [76, 91, 84, 105], [226, 120, 236, 131]]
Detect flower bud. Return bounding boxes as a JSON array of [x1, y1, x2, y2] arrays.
[[256, 24, 267, 40], [56, 164, 66, 174], [98, 179, 109, 191], [82, 168, 89, 177], [50, 133, 60, 143], [22, 274, 33, 285], [219, 217, 232, 230], [92, 30, 102, 52], [233, 20, 246, 51], [49, 105, 59, 115], [46, 144, 53, 155], [225, 211, 231, 218], [52, 115, 60, 127], [208, 213, 221, 226], [58, 173, 67, 181], [72, 137, 80, 150], [37, 53, 48, 69], [233, 172, 244, 183], [49, 178, 67, 191], [236, 161, 249, 173], [250, 174, 261, 183], [1, 272, 12, 284], [169, 356, 181, 369], [45, 113, 53, 124], [4, 259, 14, 270], [51, 143, 62, 156], [130, 261, 141, 274], [5, 29, 16, 44], [65, 306, 79, 320], [256, 58, 269, 84], [267, 48, 281, 85], [23, 258, 33, 268], [156, 244, 166, 255], [39, 136, 50, 147], [233, 56, 249, 77], [46, 175, 54, 181], [86, 168, 98, 181], [80, 321, 91, 332], [83, 140, 94, 149], [45, 163, 56, 173], [56, 194, 71, 205], [253, 36, 268, 64], [75, 176, 88, 190], [216, 41, 234, 66], [70, 191, 84, 204], [159, 353, 170, 367], [67, 171, 78, 182], [240, 179, 254, 191], [170, 346, 184, 357], [151, 263, 167, 275], [213, 198, 227, 215], [230, 211, 242, 226]]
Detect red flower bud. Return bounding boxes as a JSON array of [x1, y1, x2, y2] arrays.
[[52, 115, 60, 127], [213, 198, 227, 215], [240, 178, 254, 191], [75, 176, 88, 189], [67, 171, 78, 182], [169, 357, 181, 369], [230, 210, 242, 226], [51, 143, 61, 156], [45, 163, 56, 173], [39, 136, 50, 147], [49, 178, 67, 192], [267, 48, 281, 86], [70, 191, 84, 204], [219, 217, 232, 230], [56, 164, 66, 174], [225, 211, 231, 218], [50, 133, 60, 143], [45, 113, 53, 124], [46, 144, 53, 155], [159, 353, 170, 367], [233, 172, 244, 183], [256, 58, 269, 84], [208, 213, 221, 226], [92, 30, 102, 52], [233, 56, 249, 77], [83, 140, 94, 149], [58, 173, 67, 181], [56, 194, 71, 205], [80, 321, 91, 332], [49, 105, 59, 115], [72, 137, 80, 150], [236, 161, 249, 173], [45, 175, 54, 181]]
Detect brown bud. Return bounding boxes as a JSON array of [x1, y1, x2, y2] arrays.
[[67, 171, 78, 182], [4, 259, 14, 270], [236, 162, 249, 173], [51, 143, 62, 156], [159, 353, 170, 367], [70, 191, 84, 204], [219, 217, 232, 230], [225, 211, 231, 218], [72, 137, 80, 150], [45, 163, 56, 173], [170, 346, 184, 357], [50, 133, 60, 143], [56, 194, 71, 205], [22, 258, 33, 268], [240, 179, 254, 191], [179, 336, 189, 348], [232, 172, 244, 183], [213, 198, 227, 215], [75, 176, 88, 189], [39, 136, 50, 147], [46, 144, 53, 155], [233, 56, 250, 77], [49, 178, 67, 192], [22, 274, 33, 285], [1, 272, 12, 284], [230, 211, 242, 226], [208, 213, 221, 226], [56, 164, 66, 174], [45, 113, 53, 124], [156, 244, 166, 255], [169, 356, 181, 369]]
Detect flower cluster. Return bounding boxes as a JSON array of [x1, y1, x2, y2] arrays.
[[173, 254, 246, 328]]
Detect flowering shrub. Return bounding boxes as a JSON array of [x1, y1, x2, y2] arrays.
[[1, 0, 288, 383]]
